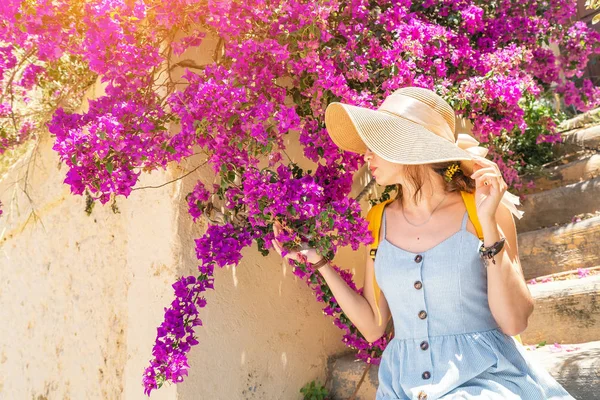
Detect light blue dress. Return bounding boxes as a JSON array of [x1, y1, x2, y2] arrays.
[[374, 206, 576, 400]]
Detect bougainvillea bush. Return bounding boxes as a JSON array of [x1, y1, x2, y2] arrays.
[[2, 0, 600, 395]]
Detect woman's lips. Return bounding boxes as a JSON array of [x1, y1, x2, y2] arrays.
[[370, 167, 377, 175]]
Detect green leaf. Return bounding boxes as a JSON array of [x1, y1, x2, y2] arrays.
[[227, 114, 239, 129], [71, 154, 77, 165], [317, 147, 324, 157], [227, 170, 236, 182], [106, 160, 113, 174], [166, 145, 176, 154]]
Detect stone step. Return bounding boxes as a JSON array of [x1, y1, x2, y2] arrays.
[[326, 339, 600, 399], [554, 124, 600, 157], [524, 340, 600, 400], [522, 274, 600, 345], [562, 124, 600, 149], [327, 352, 378, 400], [518, 216, 600, 280], [515, 175, 600, 233], [520, 153, 600, 195], [557, 107, 600, 132]]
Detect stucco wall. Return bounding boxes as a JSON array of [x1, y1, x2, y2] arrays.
[[0, 128, 182, 400]]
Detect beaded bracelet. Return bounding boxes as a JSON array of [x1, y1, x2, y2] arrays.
[[479, 237, 506, 268]]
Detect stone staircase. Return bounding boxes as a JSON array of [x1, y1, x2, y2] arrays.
[[324, 109, 600, 399]]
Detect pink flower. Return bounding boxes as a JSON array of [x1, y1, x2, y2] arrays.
[[577, 268, 590, 278], [550, 343, 563, 352]]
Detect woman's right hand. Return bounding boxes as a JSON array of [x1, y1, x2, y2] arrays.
[[271, 221, 324, 264]]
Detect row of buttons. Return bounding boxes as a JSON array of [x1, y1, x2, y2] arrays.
[[415, 254, 431, 384]]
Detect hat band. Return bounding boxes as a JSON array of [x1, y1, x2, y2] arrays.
[[377, 93, 456, 143]]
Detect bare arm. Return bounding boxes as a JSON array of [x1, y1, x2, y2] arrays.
[[316, 247, 391, 343], [271, 221, 390, 342], [481, 202, 535, 336]]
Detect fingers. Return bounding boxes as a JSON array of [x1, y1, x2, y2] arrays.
[[272, 238, 297, 261], [470, 166, 496, 179], [271, 223, 299, 261], [473, 157, 495, 167], [271, 237, 281, 254], [473, 171, 507, 193], [471, 158, 501, 180], [474, 172, 500, 183], [273, 220, 281, 235], [471, 163, 504, 187]]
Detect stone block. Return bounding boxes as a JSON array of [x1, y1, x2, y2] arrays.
[[523, 275, 600, 344], [516, 176, 600, 233], [521, 154, 600, 195], [518, 216, 600, 279]]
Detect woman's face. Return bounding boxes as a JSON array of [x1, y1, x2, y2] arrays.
[[364, 147, 404, 186]]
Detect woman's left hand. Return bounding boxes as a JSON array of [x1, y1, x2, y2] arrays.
[[470, 156, 507, 223]]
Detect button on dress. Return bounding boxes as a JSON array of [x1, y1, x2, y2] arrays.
[[374, 206, 576, 400]]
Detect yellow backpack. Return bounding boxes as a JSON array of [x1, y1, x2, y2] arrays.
[[365, 190, 523, 345]]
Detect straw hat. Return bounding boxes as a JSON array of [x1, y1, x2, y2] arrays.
[[325, 86, 488, 175], [324, 86, 524, 219]]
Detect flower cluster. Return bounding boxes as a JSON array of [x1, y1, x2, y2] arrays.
[[556, 79, 600, 112], [195, 223, 254, 273], [143, 275, 212, 395], [0, 0, 95, 154], [186, 181, 211, 224]]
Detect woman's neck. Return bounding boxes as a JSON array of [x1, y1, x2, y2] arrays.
[[396, 179, 454, 218]]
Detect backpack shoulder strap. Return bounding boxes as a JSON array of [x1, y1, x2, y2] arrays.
[[366, 198, 395, 260], [365, 198, 394, 327], [460, 191, 484, 240]]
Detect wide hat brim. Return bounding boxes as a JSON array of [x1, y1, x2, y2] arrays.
[[325, 102, 477, 175]]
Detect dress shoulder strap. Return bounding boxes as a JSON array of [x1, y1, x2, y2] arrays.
[[460, 210, 470, 231]]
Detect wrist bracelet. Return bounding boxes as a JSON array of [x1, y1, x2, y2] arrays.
[[312, 256, 330, 269], [479, 237, 506, 267]]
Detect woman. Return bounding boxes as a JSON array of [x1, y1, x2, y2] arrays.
[[272, 87, 575, 399]]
